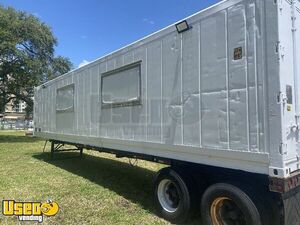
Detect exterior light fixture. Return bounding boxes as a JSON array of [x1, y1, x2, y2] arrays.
[[175, 20, 190, 33]]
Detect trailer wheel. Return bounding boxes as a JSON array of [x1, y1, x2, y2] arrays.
[[201, 183, 266, 225], [153, 167, 196, 223]]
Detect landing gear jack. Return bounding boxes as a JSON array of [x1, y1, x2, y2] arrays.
[[49, 140, 83, 159]]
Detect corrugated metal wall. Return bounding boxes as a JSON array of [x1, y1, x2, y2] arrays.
[[35, 0, 267, 154]]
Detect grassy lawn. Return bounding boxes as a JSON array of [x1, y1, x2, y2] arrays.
[[0, 131, 201, 224]]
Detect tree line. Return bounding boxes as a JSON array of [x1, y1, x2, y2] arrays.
[[0, 5, 73, 116]]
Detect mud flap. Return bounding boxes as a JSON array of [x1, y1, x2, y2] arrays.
[[283, 187, 300, 225]]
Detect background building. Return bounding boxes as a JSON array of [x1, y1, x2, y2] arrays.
[[4, 99, 26, 120]]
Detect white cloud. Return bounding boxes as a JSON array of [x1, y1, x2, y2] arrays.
[[32, 12, 40, 18], [143, 18, 155, 25], [78, 60, 90, 68]]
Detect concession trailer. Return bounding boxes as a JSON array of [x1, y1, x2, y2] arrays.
[[34, 0, 300, 224]]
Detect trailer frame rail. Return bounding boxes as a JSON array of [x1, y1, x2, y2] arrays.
[[49, 140, 84, 159]]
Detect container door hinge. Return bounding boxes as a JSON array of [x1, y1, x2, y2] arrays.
[[279, 143, 287, 155], [278, 0, 283, 13], [277, 92, 287, 104], [292, 16, 297, 32], [275, 42, 285, 59], [275, 41, 280, 54], [290, 124, 299, 133], [280, 44, 285, 58]]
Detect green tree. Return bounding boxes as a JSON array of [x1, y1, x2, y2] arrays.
[[0, 6, 73, 116]]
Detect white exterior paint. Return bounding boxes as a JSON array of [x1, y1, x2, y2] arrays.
[[34, 0, 300, 179]]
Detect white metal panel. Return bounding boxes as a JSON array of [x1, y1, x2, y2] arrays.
[[34, 0, 286, 177], [262, 0, 283, 177], [146, 41, 162, 143], [161, 34, 183, 145], [228, 3, 248, 151], [246, 1, 259, 152], [90, 66, 100, 137], [276, 0, 300, 177], [37, 131, 270, 176], [182, 21, 200, 147], [200, 10, 228, 149], [295, 4, 300, 112], [77, 71, 85, 136], [132, 47, 147, 141], [295, 3, 300, 159], [254, 0, 266, 154]]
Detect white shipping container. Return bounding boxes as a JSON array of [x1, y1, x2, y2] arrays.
[[34, 1, 300, 224]]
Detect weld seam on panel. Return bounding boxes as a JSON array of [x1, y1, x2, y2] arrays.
[[262, 0, 270, 153], [50, 85, 52, 132], [45, 87, 48, 132], [180, 33, 184, 145], [49, 85, 51, 131], [46, 88, 48, 131], [198, 22, 202, 148], [52, 85, 54, 132], [43, 89, 47, 130], [48, 87, 50, 132], [254, 4, 260, 152], [97, 66, 100, 138], [245, 4, 251, 152], [83, 73, 86, 136], [105, 61, 108, 137], [225, 10, 230, 150], [122, 55, 125, 140], [89, 69, 92, 137], [160, 41, 163, 143], [201, 88, 233, 95], [46, 86, 51, 130], [76, 73, 79, 132], [45, 87, 47, 132], [43, 90, 44, 130], [292, 2, 300, 118], [145, 47, 148, 142], [71, 73, 74, 134], [132, 52, 135, 140]]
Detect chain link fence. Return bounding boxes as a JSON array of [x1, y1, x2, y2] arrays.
[[0, 119, 33, 130]]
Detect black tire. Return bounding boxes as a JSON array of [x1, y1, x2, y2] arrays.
[[201, 183, 267, 225], [153, 167, 196, 224]]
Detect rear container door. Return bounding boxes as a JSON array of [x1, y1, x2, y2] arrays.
[[278, 0, 300, 176], [295, 2, 300, 165]]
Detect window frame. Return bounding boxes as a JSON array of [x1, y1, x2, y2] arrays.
[[101, 61, 142, 109], [56, 83, 75, 113]]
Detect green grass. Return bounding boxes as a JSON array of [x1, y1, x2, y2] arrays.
[[0, 131, 200, 225]]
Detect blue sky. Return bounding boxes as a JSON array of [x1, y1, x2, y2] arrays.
[[1, 0, 220, 68]]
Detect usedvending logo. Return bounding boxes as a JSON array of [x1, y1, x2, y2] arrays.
[[2, 200, 59, 223]]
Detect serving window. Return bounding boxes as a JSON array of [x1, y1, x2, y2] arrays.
[[101, 61, 141, 108], [56, 84, 75, 112]]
